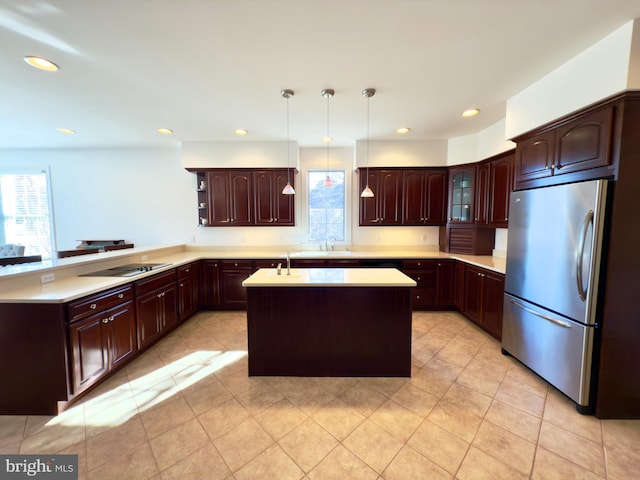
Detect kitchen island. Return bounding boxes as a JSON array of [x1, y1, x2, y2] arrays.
[[242, 267, 416, 377]]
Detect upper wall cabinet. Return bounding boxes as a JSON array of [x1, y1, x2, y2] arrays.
[[475, 150, 515, 228], [190, 168, 295, 227], [359, 167, 448, 227], [447, 167, 475, 224], [402, 169, 448, 226], [359, 169, 403, 226], [514, 107, 613, 189]]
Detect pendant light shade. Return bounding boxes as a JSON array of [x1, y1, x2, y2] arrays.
[[281, 88, 295, 195], [322, 89, 334, 188], [361, 88, 376, 198]]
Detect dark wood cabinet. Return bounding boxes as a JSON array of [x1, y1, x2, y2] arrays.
[[67, 286, 136, 395], [177, 263, 197, 322], [462, 265, 505, 340], [359, 169, 403, 225], [135, 270, 178, 349], [447, 167, 475, 224], [402, 169, 448, 225], [201, 260, 221, 309], [254, 169, 295, 225], [453, 261, 465, 311], [219, 260, 253, 309], [402, 260, 436, 309], [475, 150, 515, 228], [204, 170, 252, 226], [192, 169, 295, 227], [435, 261, 454, 307], [514, 106, 613, 189]]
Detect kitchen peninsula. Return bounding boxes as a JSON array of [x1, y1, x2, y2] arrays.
[[243, 267, 416, 377]]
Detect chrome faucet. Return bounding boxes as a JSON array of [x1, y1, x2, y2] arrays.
[[286, 250, 291, 275]]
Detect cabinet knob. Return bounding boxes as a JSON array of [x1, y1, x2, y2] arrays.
[[157, 293, 161, 298], [118, 293, 124, 299], [179, 283, 184, 287], [102, 318, 109, 324], [90, 303, 97, 310], [109, 316, 114, 322], [417, 276, 421, 281], [186, 268, 190, 273]]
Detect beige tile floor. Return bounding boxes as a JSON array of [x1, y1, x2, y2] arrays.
[[1, 310, 639, 480]]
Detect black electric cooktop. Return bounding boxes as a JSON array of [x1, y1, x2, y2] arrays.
[[80, 263, 172, 277]]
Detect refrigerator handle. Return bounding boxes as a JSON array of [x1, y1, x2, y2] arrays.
[[509, 299, 573, 328], [576, 209, 594, 302]]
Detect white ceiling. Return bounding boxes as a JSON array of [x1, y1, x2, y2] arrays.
[[2, 0, 640, 150]]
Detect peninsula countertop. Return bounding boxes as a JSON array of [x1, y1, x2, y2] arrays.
[[242, 267, 417, 287]]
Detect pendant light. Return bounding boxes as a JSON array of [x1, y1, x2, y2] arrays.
[[281, 89, 295, 195], [321, 89, 335, 187], [360, 88, 376, 198]]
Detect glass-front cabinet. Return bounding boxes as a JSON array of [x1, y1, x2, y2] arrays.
[[448, 167, 475, 223]]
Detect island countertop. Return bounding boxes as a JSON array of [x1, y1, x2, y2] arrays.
[[242, 267, 417, 287]]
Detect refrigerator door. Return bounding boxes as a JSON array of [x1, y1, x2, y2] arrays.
[[502, 293, 595, 406], [504, 180, 608, 325]]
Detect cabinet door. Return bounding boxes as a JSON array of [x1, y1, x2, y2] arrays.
[[201, 261, 221, 308], [136, 291, 162, 349], [474, 163, 490, 225], [464, 266, 483, 324], [488, 153, 514, 227], [436, 261, 454, 307], [453, 261, 465, 311], [515, 131, 554, 184], [69, 314, 108, 393], [359, 170, 381, 225], [161, 283, 179, 331], [554, 107, 613, 175], [273, 169, 294, 225], [402, 170, 425, 224], [207, 171, 231, 225], [379, 170, 402, 224], [229, 171, 252, 225], [107, 301, 137, 369], [481, 271, 505, 340], [178, 274, 196, 322], [424, 171, 447, 225], [448, 168, 475, 223], [254, 171, 275, 225], [220, 261, 253, 309]]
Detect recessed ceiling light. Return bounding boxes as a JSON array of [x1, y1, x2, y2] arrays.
[[321, 137, 333, 143], [56, 128, 76, 135], [157, 128, 173, 135], [462, 108, 480, 117], [396, 127, 411, 134], [235, 128, 248, 135], [24, 56, 59, 72]]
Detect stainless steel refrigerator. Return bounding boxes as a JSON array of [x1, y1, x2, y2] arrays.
[[502, 179, 609, 412]]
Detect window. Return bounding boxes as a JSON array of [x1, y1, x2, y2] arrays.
[[308, 170, 345, 242], [0, 170, 55, 258]]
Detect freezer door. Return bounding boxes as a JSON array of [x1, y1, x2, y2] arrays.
[[502, 293, 595, 406], [504, 180, 607, 325]]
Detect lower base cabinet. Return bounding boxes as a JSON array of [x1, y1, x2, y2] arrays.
[[67, 287, 137, 395], [462, 264, 505, 340], [135, 270, 179, 349]]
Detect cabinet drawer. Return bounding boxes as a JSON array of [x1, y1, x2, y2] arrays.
[[254, 259, 282, 269], [220, 260, 253, 270], [404, 271, 435, 288], [134, 270, 177, 296], [412, 288, 436, 308], [402, 259, 435, 270], [177, 263, 193, 279], [67, 285, 133, 323]]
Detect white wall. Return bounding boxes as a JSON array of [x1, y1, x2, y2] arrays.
[[182, 141, 298, 169], [0, 147, 196, 251], [506, 20, 637, 139], [354, 139, 448, 168]]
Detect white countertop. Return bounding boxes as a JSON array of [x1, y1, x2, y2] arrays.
[[242, 267, 417, 287], [0, 244, 505, 303]]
